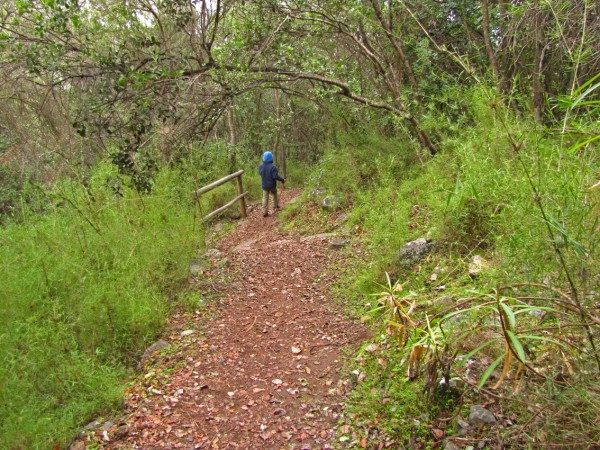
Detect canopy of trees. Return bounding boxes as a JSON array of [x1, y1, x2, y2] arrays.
[[1, 0, 598, 190]]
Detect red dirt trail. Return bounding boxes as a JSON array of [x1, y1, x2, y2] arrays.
[[100, 192, 368, 449]]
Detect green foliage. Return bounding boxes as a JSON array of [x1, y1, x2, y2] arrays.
[[0, 162, 202, 449], [320, 83, 598, 446]]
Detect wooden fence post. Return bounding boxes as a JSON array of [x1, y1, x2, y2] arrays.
[[236, 173, 248, 218]]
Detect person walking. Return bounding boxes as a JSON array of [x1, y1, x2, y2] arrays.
[[258, 151, 285, 217]]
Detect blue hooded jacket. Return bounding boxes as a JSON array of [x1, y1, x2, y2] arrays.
[[258, 159, 285, 190]]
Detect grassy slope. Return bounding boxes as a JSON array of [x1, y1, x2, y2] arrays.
[[291, 90, 599, 447]]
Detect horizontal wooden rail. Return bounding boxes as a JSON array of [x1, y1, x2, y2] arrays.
[[203, 191, 248, 221], [195, 170, 248, 221], [195, 170, 244, 196]]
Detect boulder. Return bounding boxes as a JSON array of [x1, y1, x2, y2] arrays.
[[393, 238, 434, 267], [469, 405, 497, 426]]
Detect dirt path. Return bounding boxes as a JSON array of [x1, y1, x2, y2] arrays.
[[103, 192, 368, 449]]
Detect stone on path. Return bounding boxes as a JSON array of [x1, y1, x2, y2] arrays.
[[469, 405, 497, 425], [141, 340, 171, 362]]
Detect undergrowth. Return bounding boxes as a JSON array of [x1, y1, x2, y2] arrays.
[[311, 85, 599, 448], [0, 162, 203, 449]]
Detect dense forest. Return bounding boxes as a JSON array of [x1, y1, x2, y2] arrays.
[[0, 0, 598, 448]]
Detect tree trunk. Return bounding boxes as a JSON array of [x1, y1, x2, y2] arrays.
[[482, 0, 501, 89], [272, 88, 284, 173], [227, 105, 237, 167]]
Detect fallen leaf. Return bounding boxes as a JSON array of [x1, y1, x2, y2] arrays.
[[259, 431, 273, 441]]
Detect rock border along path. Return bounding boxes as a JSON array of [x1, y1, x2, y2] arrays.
[[100, 192, 368, 449]]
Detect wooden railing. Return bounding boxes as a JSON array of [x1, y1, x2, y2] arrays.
[[194, 170, 248, 221]]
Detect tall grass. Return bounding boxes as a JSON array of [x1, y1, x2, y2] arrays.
[[0, 162, 203, 449]]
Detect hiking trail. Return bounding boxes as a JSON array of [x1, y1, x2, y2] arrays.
[[100, 191, 369, 449]]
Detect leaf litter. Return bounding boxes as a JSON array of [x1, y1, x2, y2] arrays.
[[91, 191, 368, 449]]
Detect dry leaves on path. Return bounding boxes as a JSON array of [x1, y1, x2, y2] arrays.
[[93, 191, 368, 449]]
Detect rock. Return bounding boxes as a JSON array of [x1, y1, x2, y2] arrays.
[[444, 440, 461, 450], [469, 405, 497, 425], [84, 419, 102, 431], [189, 258, 203, 276], [322, 195, 342, 211], [141, 340, 171, 363], [181, 330, 195, 337], [393, 238, 434, 267], [468, 256, 489, 278], [204, 248, 224, 259], [365, 343, 378, 353], [75, 419, 102, 440], [328, 238, 349, 249], [299, 233, 336, 242], [233, 239, 258, 253]]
